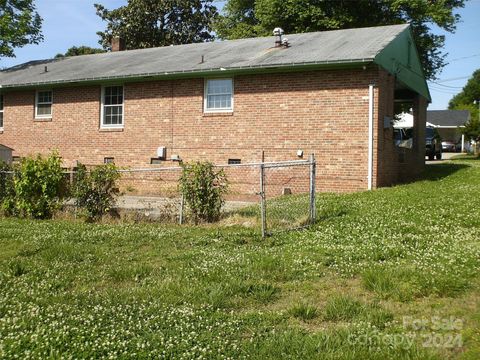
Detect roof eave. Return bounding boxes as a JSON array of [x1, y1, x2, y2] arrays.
[[0, 58, 373, 90]]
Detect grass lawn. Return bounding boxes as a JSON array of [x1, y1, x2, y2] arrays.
[[1, 157, 480, 359]]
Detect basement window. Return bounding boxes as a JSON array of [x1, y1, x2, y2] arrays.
[[228, 159, 241, 165], [204, 79, 233, 113], [35, 90, 53, 119], [0, 94, 3, 129], [104, 157, 115, 164], [101, 85, 124, 128], [150, 158, 163, 164]]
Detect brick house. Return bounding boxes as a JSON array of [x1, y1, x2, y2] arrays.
[[0, 24, 430, 194]]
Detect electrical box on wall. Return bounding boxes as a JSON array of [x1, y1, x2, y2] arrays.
[[383, 116, 392, 129], [171, 154, 181, 162], [157, 147, 166, 160]]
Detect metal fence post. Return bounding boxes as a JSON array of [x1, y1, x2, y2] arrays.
[[259, 163, 267, 238], [179, 194, 185, 225], [309, 153, 316, 224]]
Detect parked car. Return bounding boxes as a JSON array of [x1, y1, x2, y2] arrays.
[[425, 127, 442, 160], [441, 140, 456, 152], [394, 128, 413, 148], [455, 140, 470, 153]]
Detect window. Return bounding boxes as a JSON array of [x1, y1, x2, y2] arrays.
[[104, 157, 115, 164], [228, 159, 241, 165], [35, 90, 53, 118], [204, 79, 233, 112], [0, 94, 3, 129], [101, 86, 124, 128]]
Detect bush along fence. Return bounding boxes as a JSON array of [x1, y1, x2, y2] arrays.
[[0, 153, 317, 236]]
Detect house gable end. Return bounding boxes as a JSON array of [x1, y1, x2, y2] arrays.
[[374, 27, 431, 101]]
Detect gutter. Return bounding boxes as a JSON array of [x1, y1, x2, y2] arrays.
[[367, 84, 375, 191], [0, 58, 373, 90]]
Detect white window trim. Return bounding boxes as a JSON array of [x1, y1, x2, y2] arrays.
[[35, 90, 53, 119], [100, 85, 125, 129], [0, 94, 4, 131], [204, 78, 234, 113]]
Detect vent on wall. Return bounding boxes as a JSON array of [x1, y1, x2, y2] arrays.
[[150, 158, 163, 165]]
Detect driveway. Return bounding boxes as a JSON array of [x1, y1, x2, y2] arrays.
[[426, 152, 458, 164]]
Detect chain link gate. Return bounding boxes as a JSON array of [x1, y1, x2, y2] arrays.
[[258, 154, 316, 237]]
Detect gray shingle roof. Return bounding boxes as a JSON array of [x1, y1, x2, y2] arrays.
[[0, 24, 409, 88], [427, 110, 470, 127]]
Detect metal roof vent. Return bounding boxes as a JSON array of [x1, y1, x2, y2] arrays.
[[273, 27, 284, 47], [273, 28, 289, 48]]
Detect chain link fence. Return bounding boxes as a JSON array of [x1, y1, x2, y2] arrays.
[[0, 156, 317, 236], [257, 155, 316, 236]]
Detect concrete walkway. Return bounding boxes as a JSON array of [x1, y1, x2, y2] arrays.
[[426, 152, 458, 164]]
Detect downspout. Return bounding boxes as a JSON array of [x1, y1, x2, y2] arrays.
[[367, 84, 375, 190]]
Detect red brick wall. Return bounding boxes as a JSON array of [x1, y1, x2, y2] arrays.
[[375, 70, 427, 187], [0, 66, 425, 195]]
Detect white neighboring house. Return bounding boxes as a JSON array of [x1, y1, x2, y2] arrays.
[[395, 110, 470, 152], [427, 110, 470, 152], [393, 112, 436, 128]]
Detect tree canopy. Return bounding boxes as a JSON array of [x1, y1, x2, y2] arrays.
[[94, 0, 218, 50], [449, 69, 480, 140], [214, 0, 466, 80], [55, 46, 106, 59], [0, 0, 43, 59]]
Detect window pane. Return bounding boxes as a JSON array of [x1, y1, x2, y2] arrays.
[[38, 91, 52, 104], [104, 86, 123, 105], [37, 104, 52, 116], [207, 79, 232, 95], [103, 105, 123, 126], [0, 95, 3, 110], [0, 112, 3, 128], [207, 94, 231, 110]]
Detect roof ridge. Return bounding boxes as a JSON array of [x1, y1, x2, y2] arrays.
[[0, 24, 412, 89], [1, 23, 410, 67]]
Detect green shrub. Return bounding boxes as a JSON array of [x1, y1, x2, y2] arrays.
[[73, 163, 120, 221], [179, 161, 228, 223], [7, 152, 66, 219]]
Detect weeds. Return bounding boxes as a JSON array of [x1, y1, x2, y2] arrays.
[[289, 303, 319, 321], [0, 161, 478, 358]]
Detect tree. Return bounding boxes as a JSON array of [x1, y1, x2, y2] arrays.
[[215, 0, 466, 80], [55, 46, 106, 58], [449, 69, 480, 141], [94, 0, 218, 50], [0, 0, 43, 59]]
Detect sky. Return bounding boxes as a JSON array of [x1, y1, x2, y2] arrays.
[[1, 0, 479, 110]]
